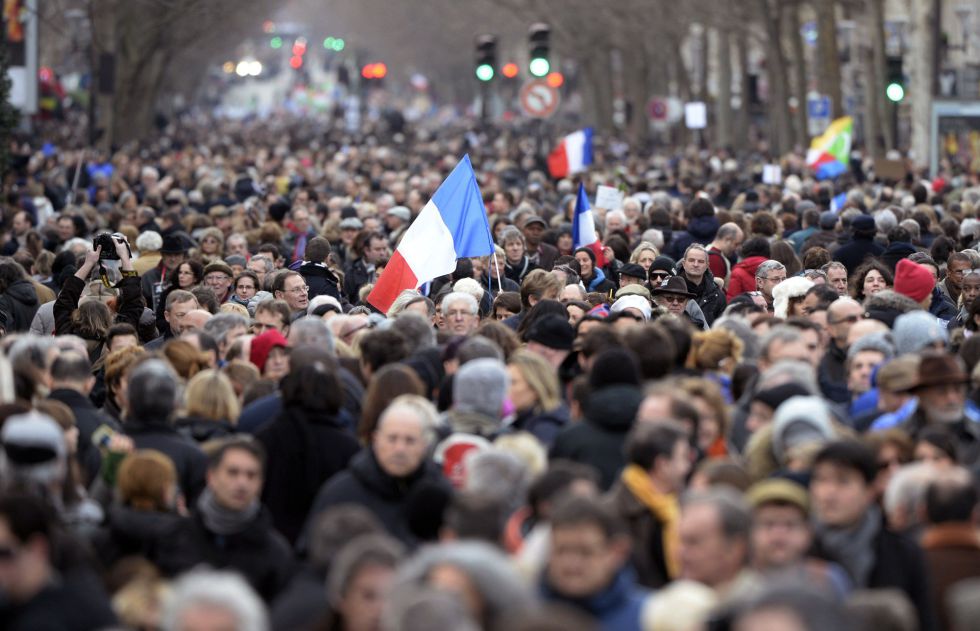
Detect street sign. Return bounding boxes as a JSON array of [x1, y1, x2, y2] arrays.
[[807, 94, 831, 136], [519, 79, 560, 118], [684, 102, 707, 129], [648, 97, 668, 121]]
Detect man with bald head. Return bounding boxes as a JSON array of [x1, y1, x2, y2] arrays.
[[819, 297, 864, 403], [181, 309, 213, 333]]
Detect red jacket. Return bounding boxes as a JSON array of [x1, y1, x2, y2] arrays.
[[726, 256, 767, 300]]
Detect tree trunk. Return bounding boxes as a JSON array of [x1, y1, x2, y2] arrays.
[[868, 0, 892, 152], [735, 23, 751, 151], [715, 27, 734, 150], [906, 0, 935, 168], [789, 1, 809, 148], [622, 43, 650, 147], [89, 0, 116, 150], [760, 0, 793, 156], [815, 0, 844, 117]]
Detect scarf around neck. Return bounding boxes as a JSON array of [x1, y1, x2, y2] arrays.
[[815, 504, 881, 588], [621, 464, 680, 578], [196, 488, 260, 536]]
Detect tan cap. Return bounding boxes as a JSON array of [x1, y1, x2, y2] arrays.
[[746, 478, 809, 515], [615, 283, 652, 300], [876, 355, 921, 393]]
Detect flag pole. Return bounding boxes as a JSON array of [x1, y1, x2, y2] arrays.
[[491, 251, 503, 293]]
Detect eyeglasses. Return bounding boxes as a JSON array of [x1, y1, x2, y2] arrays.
[[284, 285, 310, 294], [445, 309, 475, 319], [659, 294, 687, 305]]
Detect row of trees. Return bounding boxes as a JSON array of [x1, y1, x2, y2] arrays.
[[35, 0, 938, 166]]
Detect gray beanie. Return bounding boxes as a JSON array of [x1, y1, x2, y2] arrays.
[[453, 358, 509, 419], [1, 411, 66, 485], [892, 311, 948, 355], [771, 396, 835, 463], [847, 331, 896, 362]]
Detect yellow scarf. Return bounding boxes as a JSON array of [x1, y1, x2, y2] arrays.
[[621, 464, 680, 578]]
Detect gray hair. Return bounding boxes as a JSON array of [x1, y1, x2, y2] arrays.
[[127, 359, 180, 424], [464, 448, 530, 515], [250, 255, 275, 274], [758, 360, 819, 394], [759, 325, 803, 362], [874, 209, 897, 235], [883, 462, 941, 527], [755, 259, 786, 280], [393, 541, 533, 627], [388, 312, 436, 354], [862, 289, 922, 315], [498, 226, 525, 247], [605, 209, 627, 225], [288, 316, 336, 353], [379, 395, 440, 446], [161, 570, 268, 631], [387, 289, 430, 318], [641, 228, 665, 251], [899, 218, 920, 242], [327, 534, 405, 607], [202, 312, 247, 346], [135, 230, 163, 252], [681, 486, 752, 541], [382, 585, 479, 631], [441, 292, 479, 316]]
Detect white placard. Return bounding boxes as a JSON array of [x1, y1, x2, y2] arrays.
[[595, 185, 624, 210], [762, 164, 782, 185], [684, 101, 707, 129]]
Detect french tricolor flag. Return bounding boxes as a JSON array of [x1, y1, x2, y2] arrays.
[[548, 128, 593, 179], [573, 183, 605, 267], [368, 155, 494, 313]]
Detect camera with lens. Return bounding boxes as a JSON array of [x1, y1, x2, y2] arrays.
[[93, 233, 131, 261]]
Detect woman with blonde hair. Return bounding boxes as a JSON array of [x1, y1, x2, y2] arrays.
[[196, 227, 225, 262], [162, 339, 212, 381], [677, 377, 731, 458], [507, 350, 568, 447], [175, 369, 240, 443], [686, 328, 744, 402], [629, 241, 660, 272]]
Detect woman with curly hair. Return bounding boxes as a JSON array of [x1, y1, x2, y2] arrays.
[[850, 259, 893, 301]]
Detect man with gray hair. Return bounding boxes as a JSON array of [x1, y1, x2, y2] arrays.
[[307, 395, 452, 545], [202, 312, 248, 363], [122, 359, 207, 502], [442, 358, 509, 437], [678, 487, 754, 594], [162, 569, 268, 631], [754, 260, 787, 311], [287, 315, 335, 353], [441, 291, 480, 337]]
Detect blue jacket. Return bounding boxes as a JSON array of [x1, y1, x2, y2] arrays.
[[541, 568, 649, 631]]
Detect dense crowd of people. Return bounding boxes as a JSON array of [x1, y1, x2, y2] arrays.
[[0, 115, 979, 631]]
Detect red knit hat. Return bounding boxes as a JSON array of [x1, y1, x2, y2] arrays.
[[893, 259, 935, 303], [249, 329, 289, 372]]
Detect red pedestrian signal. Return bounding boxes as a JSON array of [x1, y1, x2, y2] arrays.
[[361, 63, 387, 79], [290, 55, 303, 69], [502, 63, 519, 79]]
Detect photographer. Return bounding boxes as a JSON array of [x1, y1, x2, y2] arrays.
[[54, 235, 145, 363]]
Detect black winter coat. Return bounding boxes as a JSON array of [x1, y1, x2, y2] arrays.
[[299, 262, 344, 303], [123, 419, 208, 503], [0, 278, 38, 333], [48, 388, 119, 486], [305, 449, 452, 547], [511, 405, 570, 448], [343, 258, 373, 303], [175, 416, 236, 444], [832, 236, 885, 274], [681, 267, 726, 325], [256, 406, 361, 544], [550, 385, 643, 490], [665, 215, 720, 261], [880, 241, 918, 273], [92, 503, 183, 570], [161, 508, 294, 602], [55, 275, 144, 362]]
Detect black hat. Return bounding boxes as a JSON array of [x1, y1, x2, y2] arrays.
[[526, 314, 575, 351], [524, 216, 547, 228], [818, 211, 838, 230], [649, 256, 676, 275], [619, 263, 647, 280], [651, 275, 695, 298], [160, 234, 188, 255], [852, 214, 876, 233]]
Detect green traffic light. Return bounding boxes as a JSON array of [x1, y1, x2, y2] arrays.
[[270, 36, 283, 49], [476, 64, 494, 81], [886, 82, 905, 103], [334, 38, 345, 51], [529, 57, 550, 77], [323, 37, 334, 49]]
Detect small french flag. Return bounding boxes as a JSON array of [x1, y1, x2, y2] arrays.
[[367, 156, 495, 313], [573, 183, 605, 268], [548, 128, 593, 179]]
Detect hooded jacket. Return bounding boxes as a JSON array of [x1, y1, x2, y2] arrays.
[[833, 235, 885, 274], [175, 416, 236, 443], [549, 385, 643, 490], [585, 266, 617, 295], [504, 255, 539, 285], [93, 503, 183, 569], [0, 278, 39, 333], [665, 215, 720, 261], [298, 261, 343, 303], [880, 241, 918, 273], [305, 449, 452, 546], [726, 256, 767, 300]]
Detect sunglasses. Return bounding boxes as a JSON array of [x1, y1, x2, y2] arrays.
[[650, 271, 671, 279], [659, 294, 687, 304]]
